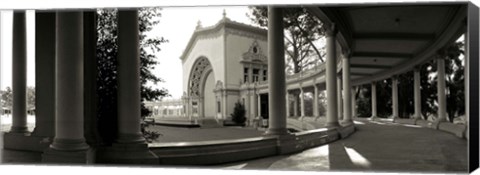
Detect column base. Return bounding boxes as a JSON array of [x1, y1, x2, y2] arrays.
[[42, 147, 94, 164], [275, 134, 300, 155], [432, 118, 447, 129], [392, 116, 399, 122], [325, 121, 340, 128], [340, 119, 353, 126], [264, 128, 289, 136], [313, 116, 320, 121], [369, 115, 378, 121], [337, 124, 355, 138], [10, 126, 29, 133], [96, 143, 159, 165], [3, 132, 52, 152]]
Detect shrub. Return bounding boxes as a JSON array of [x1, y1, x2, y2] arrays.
[[231, 101, 247, 125]]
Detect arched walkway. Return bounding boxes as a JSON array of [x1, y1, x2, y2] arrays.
[[217, 119, 467, 173]]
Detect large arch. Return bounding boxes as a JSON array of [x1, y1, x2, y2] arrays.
[[187, 56, 216, 118]]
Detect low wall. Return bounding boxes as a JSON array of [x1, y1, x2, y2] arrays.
[[392, 118, 467, 139], [150, 136, 278, 165], [149, 123, 356, 165]]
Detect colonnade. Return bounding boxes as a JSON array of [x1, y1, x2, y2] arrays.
[[3, 6, 470, 163], [5, 9, 157, 164]]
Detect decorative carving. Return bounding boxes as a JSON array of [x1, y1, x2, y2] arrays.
[[225, 27, 267, 41], [242, 40, 267, 63], [215, 80, 224, 90], [189, 57, 211, 97]]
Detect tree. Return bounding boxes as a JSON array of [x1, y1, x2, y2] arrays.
[[96, 8, 169, 145], [249, 7, 326, 74], [0, 86, 35, 111], [1, 87, 13, 110], [231, 101, 247, 125]]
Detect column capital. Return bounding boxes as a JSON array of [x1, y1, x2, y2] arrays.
[[325, 23, 338, 37], [392, 75, 399, 80], [341, 48, 351, 58], [413, 66, 421, 72]]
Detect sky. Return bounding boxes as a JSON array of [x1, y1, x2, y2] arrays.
[[0, 7, 256, 99]]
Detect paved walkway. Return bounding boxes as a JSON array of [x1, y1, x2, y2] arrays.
[[215, 119, 468, 173], [2, 119, 468, 174]]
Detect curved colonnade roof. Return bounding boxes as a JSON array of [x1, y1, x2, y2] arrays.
[[307, 3, 467, 86]]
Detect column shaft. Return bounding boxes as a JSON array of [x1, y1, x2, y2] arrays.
[[342, 54, 352, 124], [325, 25, 339, 127], [51, 11, 89, 151], [300, 88, 305, 117], [11, 11, 28, 133], [313, 85, 319, 117], [371, 82, 377, 118], [413, 68, 422, 119], [436, 57, 447, 122], [266, 7, 287, 135], [351, 87, 357, 118], [293, 94, 298, 116], [257, 93, 261, 117], [117, 10, 145, 143], [285, 93, 290, 117], [392, 76, 399, 118], [33, 12, 56, 137], [337, 76, 343, 120]]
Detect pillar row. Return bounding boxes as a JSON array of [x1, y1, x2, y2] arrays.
[[10, 11, 29, 133]]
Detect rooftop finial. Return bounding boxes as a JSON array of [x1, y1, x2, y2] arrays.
[[222, 9, 227, 19], [196, 20, 202, 30]]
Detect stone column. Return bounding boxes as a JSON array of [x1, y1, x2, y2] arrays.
[[313, 85, 319, 118], [10, 11, 28, 133], [351, 87, 357, 118], [413, 67, 422, 120], [265, 7, 287, 135], [392, 76, 399, 120], [250, 91, 257, 123], [337, 76, 343, 121], [285, 93, 290, 117], [100, 9, 158, 164], [33, 12, 56, 138], [293, 93, 299, 116], [83, 11, 101, 146], [43, 11, 91, 164], [342, 51, 353, 124], [300, 87, 305, 118], [116, 10, 145, 144], [371, 81, 378, 119], [257, 93, 261, 117], [435, 56, 447, 127], [325, 24, 340, 127]]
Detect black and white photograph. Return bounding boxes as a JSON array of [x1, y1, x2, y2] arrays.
[[0, 0, 478, 174]]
